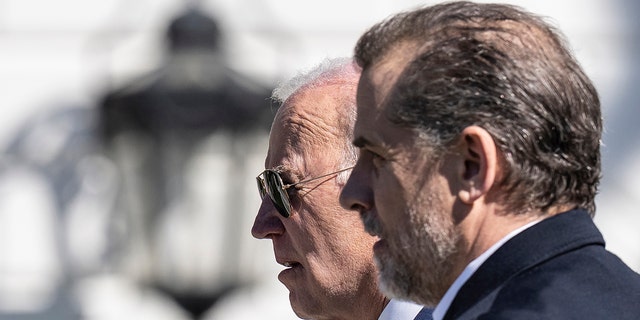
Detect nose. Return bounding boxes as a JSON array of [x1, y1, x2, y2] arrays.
[[251, 197, 285, 239], [339, 162, 372, 213]]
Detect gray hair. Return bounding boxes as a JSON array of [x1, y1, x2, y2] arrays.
[[272, 57, 360, 184], [272, 57, 355, 103]]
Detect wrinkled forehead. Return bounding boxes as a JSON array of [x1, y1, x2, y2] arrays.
[[266, 85, 348, 170]]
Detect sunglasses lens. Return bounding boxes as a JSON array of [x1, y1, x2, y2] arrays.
[[264, 171, 292, 218]]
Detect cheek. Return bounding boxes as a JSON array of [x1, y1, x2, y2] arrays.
[[300, 192, 369, 250], [303, 223, 377, 299], [374, 168, 411, 219], [313, 211, 375, 263]]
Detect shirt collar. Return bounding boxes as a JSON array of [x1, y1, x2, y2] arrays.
[[379, 299, 425, 320], [432, 219, 542, 320]]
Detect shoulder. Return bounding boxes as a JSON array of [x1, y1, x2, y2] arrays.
[[480, 246, 640, 319], [449, 210, 640, 319], [455, 212, 640, 319]]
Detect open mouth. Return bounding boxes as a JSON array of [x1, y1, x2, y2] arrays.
[[281, 261, 302, 269], [276, 257, 302, 270]]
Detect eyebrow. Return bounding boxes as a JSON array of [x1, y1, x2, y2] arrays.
[[272, 164, 301, 182]]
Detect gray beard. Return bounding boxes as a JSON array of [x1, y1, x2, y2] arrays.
[[375, 206, 460, 307]]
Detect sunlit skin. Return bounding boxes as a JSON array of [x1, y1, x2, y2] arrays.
[[251, 82, 387, 320], [339, 45, 545, 306]]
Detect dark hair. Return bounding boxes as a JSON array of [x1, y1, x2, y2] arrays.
[[355, 1, 602, 216]]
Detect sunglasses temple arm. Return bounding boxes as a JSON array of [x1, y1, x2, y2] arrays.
[[283, 166, 354, 189]]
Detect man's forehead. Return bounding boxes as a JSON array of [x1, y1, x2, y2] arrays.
[[266, 90, 343, 171], [277, 91, 344, 149], [364, 40, 420, 88], [264, 138, 305, 179], [353, 44, 429, 156], [356, 40, 420, 123]]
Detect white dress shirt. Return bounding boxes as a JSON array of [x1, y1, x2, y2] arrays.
[[379, 299, 425, 320], [432, 219, 541, 320]]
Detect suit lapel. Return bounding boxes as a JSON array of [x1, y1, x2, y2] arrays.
[[443, 209, 604, 320]]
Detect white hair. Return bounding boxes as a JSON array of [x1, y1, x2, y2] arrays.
[[273, 57, 360, 181], [272, 57, 356, 104]]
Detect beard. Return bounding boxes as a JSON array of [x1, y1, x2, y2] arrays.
[[373, 199, 461, 307]]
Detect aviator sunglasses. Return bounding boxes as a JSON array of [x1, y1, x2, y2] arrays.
[[256, 166, 354, 218]]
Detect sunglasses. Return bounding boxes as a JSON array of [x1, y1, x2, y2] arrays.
[[256, 166, 354, 218]]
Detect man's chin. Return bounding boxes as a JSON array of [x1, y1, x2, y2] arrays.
[[375, 255, 410, 298], [378, 274, 440, 307], [288, 290, 312, 320], [375, 255, 442, 307]]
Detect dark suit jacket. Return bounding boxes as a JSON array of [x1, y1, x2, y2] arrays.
[[443, 209, 640, 320], [415, 307, 433, 320]]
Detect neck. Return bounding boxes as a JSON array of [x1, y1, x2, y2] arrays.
[[462, 204, 546, 266]]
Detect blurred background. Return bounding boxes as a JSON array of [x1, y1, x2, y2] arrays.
[[0, 0, 638, 319]]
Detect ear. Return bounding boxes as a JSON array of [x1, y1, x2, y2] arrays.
[[456, 126, 498, 204]]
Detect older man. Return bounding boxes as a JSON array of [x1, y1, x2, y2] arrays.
[[252, 58, 431, 320], [340, 2, 640, 320]]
